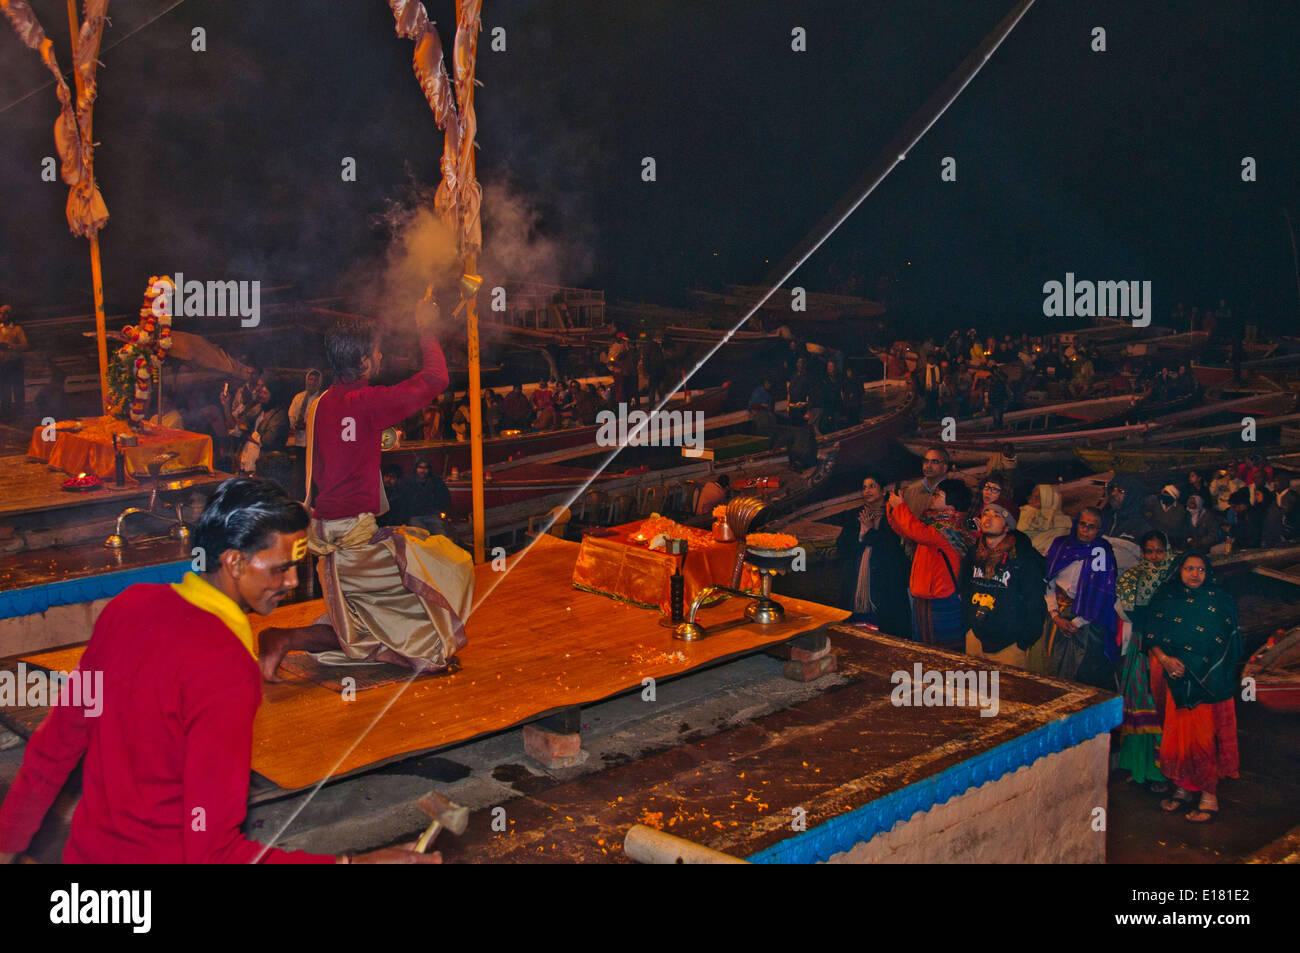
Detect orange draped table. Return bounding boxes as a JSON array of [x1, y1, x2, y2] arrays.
[[572, 520, 758, 615], [27, 416, 214, 480]]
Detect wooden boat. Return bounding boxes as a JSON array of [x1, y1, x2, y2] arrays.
[[440, 380, 915, 517], [1107, 330, 1209, 358], [690, 284, 886, 324], [1193, 355, 1300, 389], [818, 380, 916, 470], [383, 384, 730, 476], [1243, 629, 1300, 714], [1075, 445, 1277, 474], [901, 421, 1156, 466], [921, 392, 1148, 438], [445, 440, 842, 545]]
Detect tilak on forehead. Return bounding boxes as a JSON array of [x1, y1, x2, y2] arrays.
[[292, 538, 309, 562]]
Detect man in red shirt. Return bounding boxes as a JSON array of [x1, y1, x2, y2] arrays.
[[258, 295, 474, 680], [0, 478, 435, 864]]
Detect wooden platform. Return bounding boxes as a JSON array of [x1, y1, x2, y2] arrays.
[[433, 625, 1117, 863], [0, 452, 227, 521], [20, 536, 848, 792]]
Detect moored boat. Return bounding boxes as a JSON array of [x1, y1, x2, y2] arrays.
[[902, 421, 1156, 466], [1243, 628, 1300, 714], [383, 384, 730, 476]]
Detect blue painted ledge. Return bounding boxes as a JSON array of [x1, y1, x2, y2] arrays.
[[0, 561, 191, 621], [748, 696, 1123, 864]]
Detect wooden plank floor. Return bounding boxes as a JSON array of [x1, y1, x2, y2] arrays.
[[22, 536, 848, 791]]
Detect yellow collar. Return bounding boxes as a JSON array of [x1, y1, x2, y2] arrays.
[[171, 572, 256, 660]]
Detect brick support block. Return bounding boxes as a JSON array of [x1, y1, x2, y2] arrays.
[[782, 651, 838, 682], [789, 638, 832, 662], [523, 723, 583, 769]]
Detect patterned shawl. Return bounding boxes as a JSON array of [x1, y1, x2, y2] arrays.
[[921, 507, 974, 559], [1045, 519, 1119, 656], [1116, 551, 1176, 614], [1141, 553, 1242, 708]]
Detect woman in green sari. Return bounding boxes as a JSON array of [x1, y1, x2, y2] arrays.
[[1140, 552, 1243, 822], [1114, 531, 1176, 790]]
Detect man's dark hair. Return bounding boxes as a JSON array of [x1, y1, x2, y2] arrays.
[[383, 463, 403, 480], [718, 474, 730, 488], [194, 478, 308, 570], [259, 378, 284, 410], [325, 317, 375, 381], [937, 478, 971, 512]]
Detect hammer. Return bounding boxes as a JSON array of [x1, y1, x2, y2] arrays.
[[414, 791, 469, 853]]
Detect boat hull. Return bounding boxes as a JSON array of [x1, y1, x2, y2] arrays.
[[384, 385, 729, 476]]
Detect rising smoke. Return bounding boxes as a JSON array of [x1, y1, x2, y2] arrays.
[[345, 172, 594, 340]]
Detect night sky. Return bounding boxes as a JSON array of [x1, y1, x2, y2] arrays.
[[0, 0, 1296, 335]]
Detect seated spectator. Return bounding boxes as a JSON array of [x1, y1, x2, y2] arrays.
[[501, 382, 532, 431], [286, 368, 324, 447], [33, 366, 71, 421], [236, 379, 288, 476], [1145, 485, 1191, 547], [572, 384, 600, 426], [400, 458, 453, 534], [378, 463, 408, 527], [532, 380, 558, 431], [451, 399, 470, 441], [1214, 488, 1263, 553], [1184, 493, 1222, 551], [695, 474, 730, 515], [1017, 483, 1074, 555]]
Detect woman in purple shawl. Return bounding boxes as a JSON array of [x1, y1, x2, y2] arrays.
[[1041, 506, 1120, 690]]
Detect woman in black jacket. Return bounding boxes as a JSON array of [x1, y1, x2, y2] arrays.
[[838, 473, 911, 637]]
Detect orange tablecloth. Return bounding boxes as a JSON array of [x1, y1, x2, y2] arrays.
[[28, 416, 214, 480], [572, 521, 758, 615]]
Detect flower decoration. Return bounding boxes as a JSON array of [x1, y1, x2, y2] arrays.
[[108, 276, 174, 423]]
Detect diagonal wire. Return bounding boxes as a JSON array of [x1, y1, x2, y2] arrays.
[[0, 0, 192, 116], [257, 0, 1039, 859]]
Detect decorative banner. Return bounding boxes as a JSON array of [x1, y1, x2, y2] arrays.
[[387, 0, 481, 256], [0, 0, 110, 237]]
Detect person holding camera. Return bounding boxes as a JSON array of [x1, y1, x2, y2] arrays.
[[961, 496, 1046, 668]]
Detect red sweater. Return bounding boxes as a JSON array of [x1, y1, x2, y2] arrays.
[[0, 584, 334, 863], [887, 500, 963, 600], [311, 334, 450, 519]]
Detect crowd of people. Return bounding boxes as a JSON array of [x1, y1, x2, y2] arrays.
[[884, 328, 1207, 424], [838, 445, 1253, 823]]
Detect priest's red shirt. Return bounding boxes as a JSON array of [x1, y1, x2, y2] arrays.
[[310, 334, 449, 520], [0, 578, 335, 863]]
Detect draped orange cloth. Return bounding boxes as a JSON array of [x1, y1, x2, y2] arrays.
[[1150, 655, 1241, 796], [573, 522, 758, 615], [28, 416, 213, 479]]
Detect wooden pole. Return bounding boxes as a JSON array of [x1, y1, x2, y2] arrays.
[[66, 0, 111, 413], [466, 254, 486, 564], [460, 3, 485, 564]]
